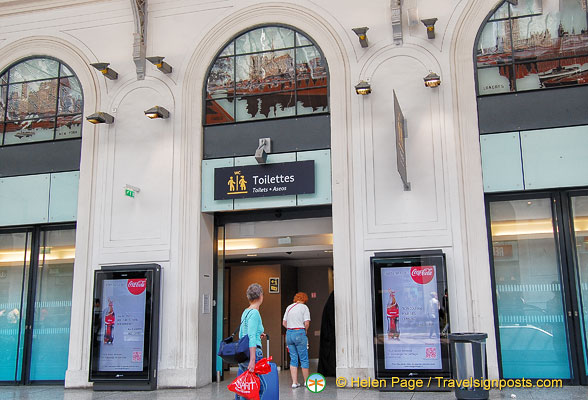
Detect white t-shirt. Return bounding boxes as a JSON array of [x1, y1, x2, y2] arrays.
[[283, 303, 311, 329]]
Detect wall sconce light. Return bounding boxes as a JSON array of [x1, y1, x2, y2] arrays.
[[86, 112, 114, 124], [255, 138, 271, 164], [90, 63, 118, 80], [146, 56, 173, 74], [144, 106, 170, 119], [355, 80, 372, 95], [352, 27, 369, 48], [423, 71, 441, 88], [421, 18, 438, 39]]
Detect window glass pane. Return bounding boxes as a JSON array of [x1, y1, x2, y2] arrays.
[[219, 43, 234, 57], [8, 59, 59, 83], [570, 195, 588, 373], [516, 59, 588, 90], [207, 57, 234, 99], [489, 3, 510, 20], [3, 118, 55, 145], [29, 229, 75, 381], [58, 77, 83, 114], [490, 198, 571, 379], [235, 27, 295, 54], [296, 32, 313, 46], [56, 115, 82, 140], [510, 0, 543, 17], [478, 66, 515, 94], [477, 20, 512, 67], [297, 87, 328, 115], [0, 231, 31, 382], [205, 99, 235, 125], [235, 92, 295, 121], [1, 72, 7, 85], [7, 80, 58, 120], [60, 64, 74, 77], [235, 50, 295, 96], [296, 47, 328, 88], [0, 86, 6, 122]]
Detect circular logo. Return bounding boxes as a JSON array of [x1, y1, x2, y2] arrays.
[[306, 373, 326, 393], [410, 266, 435, 285], [127, 278, 147, 295]]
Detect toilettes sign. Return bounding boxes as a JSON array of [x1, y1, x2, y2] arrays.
[[214, 160, 315, 200]]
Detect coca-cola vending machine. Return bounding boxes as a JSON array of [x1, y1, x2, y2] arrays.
[[370, 250, 451, 390], [89, 264, 161, 390]]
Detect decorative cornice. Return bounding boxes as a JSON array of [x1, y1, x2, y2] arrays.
[[0, 0, 98, 15], [130, 0, 147, 80]]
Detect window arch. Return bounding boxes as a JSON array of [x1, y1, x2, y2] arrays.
[[0, 57, 83, 146], [476, 0, 588, 96], [204, 25, 329, 125]]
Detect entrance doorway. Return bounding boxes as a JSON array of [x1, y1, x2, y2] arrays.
[[212, 209, 335, 381], [487, 189, 588, 384], [0, 225, 76, 384]]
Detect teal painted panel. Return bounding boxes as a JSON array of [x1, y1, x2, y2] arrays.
[[49, 171, 79, 223], [297, 150, 331, 205], [234, 153, 297, 210], [480, 132, 523, 193], [521, 126, 588, 190], [0, 174, 50, 226], [202, 159, 234, 212]]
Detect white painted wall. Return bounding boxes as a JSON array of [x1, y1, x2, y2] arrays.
[[0, 0, 503, 387]]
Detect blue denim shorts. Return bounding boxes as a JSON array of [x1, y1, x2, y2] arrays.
[[286, 329, 309, 368]]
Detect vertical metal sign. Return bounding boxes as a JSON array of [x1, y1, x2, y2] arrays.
[[394, 90, 410, 191]]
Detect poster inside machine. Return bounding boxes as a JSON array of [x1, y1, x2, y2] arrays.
[[371, 251, 451, 380], [97, 278, 147, 371]]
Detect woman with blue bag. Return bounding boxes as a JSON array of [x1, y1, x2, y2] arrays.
[[236, 283, 267, 400]]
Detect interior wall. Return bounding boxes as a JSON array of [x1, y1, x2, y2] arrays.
[[295, 265, 331, 359], [229, 264, 283, 366]]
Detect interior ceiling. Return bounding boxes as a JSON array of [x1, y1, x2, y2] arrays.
[[223, 217, 333, 267]]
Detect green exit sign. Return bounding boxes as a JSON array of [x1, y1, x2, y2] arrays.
[[125, 189, 135, 198]]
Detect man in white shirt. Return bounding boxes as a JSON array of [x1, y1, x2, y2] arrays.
[[282, 292, 311, 388]]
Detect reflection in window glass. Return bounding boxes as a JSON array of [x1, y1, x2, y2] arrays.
[[207, 57, 234, 99], [510, 0, 543, 18], [476, 0, 588, 95], [489, 198, 571, 379], [235, 92, 296, 121], [0, 72, 7, 85], [235, 50, 295, 95], [4, 118, 56, 145], [58, 78, 83, 114], [235, 27, 295, 54], [297, 87, 329, 115], [0, 86, 6, 122], [56, 115, 82, 140], [489, 2, 510, 20], [9, 59, 59, 83], [477, 20, 512, 67], [478, 66, 515, 94], [296, 47, 328, 87], [205, 99, 235, 125], [1, 58, 83, 145], [205, 26, 328, 125], [7, 80, 58, 120]]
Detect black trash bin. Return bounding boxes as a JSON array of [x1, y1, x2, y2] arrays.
[[448, 333, 488, 400]]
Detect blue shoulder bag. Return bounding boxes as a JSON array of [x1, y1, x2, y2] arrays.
[[217, 309, 253, 364]]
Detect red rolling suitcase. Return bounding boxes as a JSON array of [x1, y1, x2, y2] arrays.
[[262, 334, 279, 400]]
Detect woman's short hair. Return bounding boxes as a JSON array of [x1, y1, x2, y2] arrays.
[[246, 283, 264, 302], [293, 292, 308, 303]]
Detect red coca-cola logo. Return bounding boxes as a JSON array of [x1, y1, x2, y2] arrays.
[[410, 266, 435, 285], [127, 279, 147, 295]]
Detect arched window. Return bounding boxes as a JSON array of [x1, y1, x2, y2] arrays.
[[476, 0, 588, 96], [204, 26, 329, 125], [0, 57, 83, 145]]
